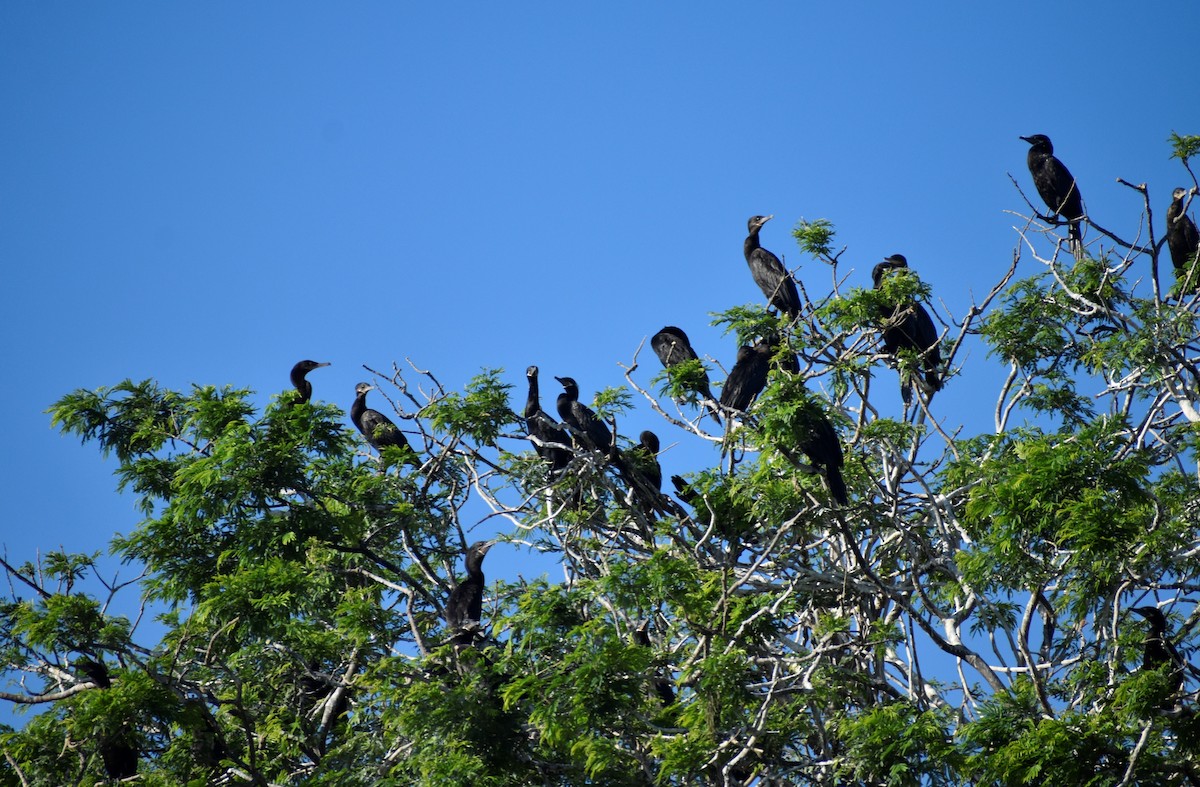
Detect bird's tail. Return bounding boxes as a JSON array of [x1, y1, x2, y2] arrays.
[[701, 396, 723, 425], [1069, 220, 1083, 260], [826, 465, 848, 506], [924, 366, 943, 397]]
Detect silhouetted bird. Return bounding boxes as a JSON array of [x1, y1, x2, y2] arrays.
[[634, 431, 662, 492], [290, 360, 330, 403], [633, 621, 676, 707], [1166, 187, 1200, 289], [75, 657, 112, 688], [745, 215, 802, 320], [1021, 134, 1085, 254], [872, 254, 943, 405], [651, 326, 721, 423], [555, 376, 615, 456], [719, 341, 772, 413], [671, 474, 699, 506], [351, 382, 411, 453], [446, 540, 496, 646], [75, 658, 138, 780], [1131, 606, 1185, 698], [793, 392, 848, 506], [524, 366, 571, 473]]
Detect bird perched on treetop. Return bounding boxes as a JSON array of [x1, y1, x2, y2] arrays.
[[871, 254, 943, 405], [290, 360, 330, 404], [1131, 606, 1185, 700], [719, 341, 773, 414], [350, 382, 412, 456], [524, 366, 571, 474], [555, 376, 615, 457], [1021, 134, 1085, 256], [744, 215, 802, 320], [1166, 187, 1200, 291], [650, 326, 721, 423], [446, 540, 497, 646]]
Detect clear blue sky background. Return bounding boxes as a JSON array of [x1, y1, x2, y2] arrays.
[[2, 3, 1198, 678]]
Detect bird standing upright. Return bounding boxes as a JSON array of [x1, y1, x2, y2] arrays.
[[1166, 187, 1200, 291], [446, 540, 497, 646], [555, 376, 615, 457], [350, 383, 412, 455], [792, 390, 848, 506], [1131, 606, 1185, 700], [871, 254, 943, 405], [719, 341, 773, 413], [290, 360, 330, 404], [524, 366, 571, 474], [650, 326, 721, 423], [634, 430, 663, 493], [744, 215, 802, 320], [1021, 134, 1085, 256]]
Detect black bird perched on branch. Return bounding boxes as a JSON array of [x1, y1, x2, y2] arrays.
[[1131, 606, 1185, 699], [719, 341, 773, 413], [650, 326, 721, 423], [555, 376, 615, 457], [290, 360, 330, 404], [1167, 187, 1200, 290], [634, 431, 663, 493], [351, 382, 411, 454], [745, 215, 802, 320], [446, 540, 497, 646], [872, 254, 943, 405], [74, 657, 138, 780], [633, 621, 676, 707], [1021, 134, 1085, 255], [793, 391, 848, 506], [524, 366, 571, 474]]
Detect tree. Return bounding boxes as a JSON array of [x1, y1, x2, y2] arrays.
[[3, 135, 1199, 786]]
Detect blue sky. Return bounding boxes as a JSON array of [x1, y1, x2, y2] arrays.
[[1, 3, 1198, 656]]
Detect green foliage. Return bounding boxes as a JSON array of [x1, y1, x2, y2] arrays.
[[791, 217, 837, 259], [1169, 130, 1200, 163], [7, 135, 1200, 784], [426, 368, 516, 446]]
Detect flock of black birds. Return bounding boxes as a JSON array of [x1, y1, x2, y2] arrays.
[[79, 137, 1199, 780], [283, 139, 1197, 696]]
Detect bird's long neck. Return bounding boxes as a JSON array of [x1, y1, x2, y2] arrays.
[[525, 375, 540, 418], [744, 229, 761, 259], [350, 393, 367, 427]]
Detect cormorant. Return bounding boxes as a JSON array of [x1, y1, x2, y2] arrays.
[[634, 431, 663, 493], [290, 360, 330, 403], [524, 366, 571, 473], [671, 474, 699, 506], [1166, 187, 1200, 289], [719, 341, 772, 413], [446, 540, 497, 645], [745, 215, 802, 320], [351, 382, 411, 453], [1021, 134, 1085, 254], [871, 254, 943, 405], [650, 326, 721, 423], [633, 621, 676, 707], [555, 376, 615, 457], [75, 657, 138, 780], [793, 394, 848, 506], [1131, 606, 1185, 698]]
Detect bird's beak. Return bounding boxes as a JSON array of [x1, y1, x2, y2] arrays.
[[1019, 135, 1032, 143], [763, 214, 774, 224], [480, 540, 498, 554], [554, 376, 566, 384], [316, 362, 331, 368]]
